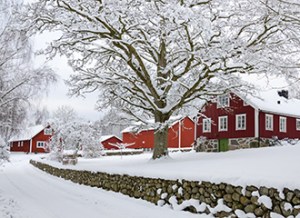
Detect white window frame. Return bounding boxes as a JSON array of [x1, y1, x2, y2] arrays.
[[279, 116, 287, 132], [44, 128, 52, 135], [236, 114, 246, 130], [202, 118, 211, 133], [36, 141, 45, 148], [217, 95, 229, 108], [218, 116, 228, 131], [265, 114, 273, 131], [296, 119, 300, 131]]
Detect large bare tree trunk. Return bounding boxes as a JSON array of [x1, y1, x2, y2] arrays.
[[152, 124, 169, 159], [152, 111, 170, 159]]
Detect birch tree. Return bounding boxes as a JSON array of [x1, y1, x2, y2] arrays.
[[0, 1, 56, 141], [20, 0, 300, 159]]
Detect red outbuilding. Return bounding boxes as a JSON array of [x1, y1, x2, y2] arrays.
[[195, 90, 300, 152], [100, 135, 123, 150], [9, 125, 53, 153], [122, 116, 195, 151]]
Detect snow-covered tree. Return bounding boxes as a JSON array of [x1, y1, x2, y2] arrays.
[[79, 122, 103, 158], [49, 107, 102, 159], [0, 136, 9, 166], [52, 105, 78, 125], [0, 1, 56, 141], [96, 109, 130, 138], [20, 0, 300, 159]]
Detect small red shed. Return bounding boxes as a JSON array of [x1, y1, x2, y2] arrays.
[[122, 116, 195, 150], [100, 135, 123, 150], [9, 125, 53, 153]]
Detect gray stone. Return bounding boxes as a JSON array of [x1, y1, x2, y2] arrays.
[[183, 206, 197, 214], [292, 196, 300, 205], [254, 207, 264, 217], [280, 202, 292, 217], [232, 193, 240, 202], [224, 194, 233, 203], [240, 196, 250, 206], [250, 196, 259, 205], [273, 205, 282, 215], [286, 191, 294, 202], [225, 185, 235, 194], [244, 204, 257, 213], [259, 186, 269, 196]]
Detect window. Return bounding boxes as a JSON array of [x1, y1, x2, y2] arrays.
[[218, 116, 228, 131], [217, 95, 229, 108], [236, 114, 246, 130], [20, 141, 23, 147], [18, 141, 21, 147], [279, 117, 287, 132], [44, 128, 52, 135], [265, 114, 273, 131], [202, 118, 211, 133], [37, 141, 45, 148], [297, 119, 300, 131]]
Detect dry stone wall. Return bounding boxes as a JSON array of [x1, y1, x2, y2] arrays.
[[30, 160, 300, 217]]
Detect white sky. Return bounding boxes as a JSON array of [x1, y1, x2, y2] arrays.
[[31, 32, 103, 121]]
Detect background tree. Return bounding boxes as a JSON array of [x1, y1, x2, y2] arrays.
[[0, 1, 56, 142], [49, 106, 102, 159], [96, 108, 130, 138], [21, 0, 300, 159], [0, 136, 9, 166]]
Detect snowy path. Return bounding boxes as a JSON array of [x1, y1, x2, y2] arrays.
[[0, 155, 203, 218]]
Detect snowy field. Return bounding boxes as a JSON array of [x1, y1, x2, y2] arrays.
[[1, 144, 299, 218], [41, 143, 300, 191], [0, 154, 202, 218]]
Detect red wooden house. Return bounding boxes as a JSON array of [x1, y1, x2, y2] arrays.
[[9, 125, 53, 153], [122, 116, 195, 151], [195, 90, 300, 152], [100, 135, 122, 150]]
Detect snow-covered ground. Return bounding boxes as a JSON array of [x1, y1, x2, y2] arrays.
[[42, 143, 300, 191], [0, 154, 203, 218], [1, 144, 299, 218]]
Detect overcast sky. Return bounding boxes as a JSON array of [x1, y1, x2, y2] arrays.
[[31, 32, 103, 121]]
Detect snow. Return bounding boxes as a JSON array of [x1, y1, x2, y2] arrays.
[[100, 135, 121, 143], [0, 154, 202, 218], [8, 125, 45, 142], [41, 143, 300, 190], [1, 143, 300, 217], [258, 195, 272, 209], [245, 89, 300, 118]]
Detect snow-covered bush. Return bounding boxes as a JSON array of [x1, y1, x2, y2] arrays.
[[48, 116, 103, 160], [0, 137, 9, 165]]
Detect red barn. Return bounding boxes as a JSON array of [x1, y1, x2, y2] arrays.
[[122, 116, 195, 151], [100, 135, 122, 150], [195, 90, 300, 152], [9, 125, 53, 153]]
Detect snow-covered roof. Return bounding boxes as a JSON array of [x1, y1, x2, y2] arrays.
[[8, 125, 46, 142], [100, 135, 121, 142], [242, 89, 300, 118]]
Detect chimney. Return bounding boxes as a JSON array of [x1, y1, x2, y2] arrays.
[[278, 90, 289, 99]]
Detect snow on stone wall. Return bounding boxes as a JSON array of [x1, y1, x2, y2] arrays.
[[30, 160, 300, 217]]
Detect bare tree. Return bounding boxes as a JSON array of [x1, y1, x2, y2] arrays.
[[20, 0, 300, 159], [96, 108, 130, 138]]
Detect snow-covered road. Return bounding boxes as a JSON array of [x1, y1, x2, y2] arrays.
[[0, 154, 203, 218]]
